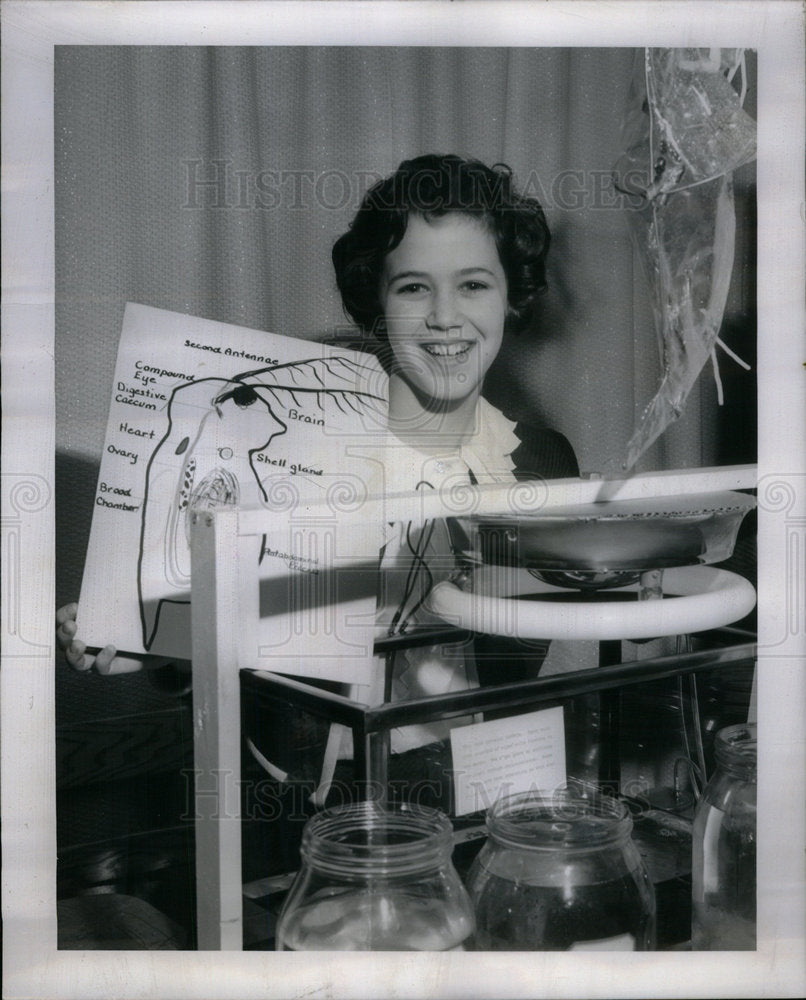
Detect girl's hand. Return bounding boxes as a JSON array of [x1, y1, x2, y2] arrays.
[[56, 602, 144, 674], [56, 602, 113, 671]]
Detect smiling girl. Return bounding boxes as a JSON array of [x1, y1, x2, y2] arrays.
[[332, 153, 577, 493], [324, 155, 579, 773]]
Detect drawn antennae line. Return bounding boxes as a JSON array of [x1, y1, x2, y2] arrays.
[[232, 354, 379, 384]]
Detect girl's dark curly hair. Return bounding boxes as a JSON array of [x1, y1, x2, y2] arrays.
[[332, 153, 551, 337]]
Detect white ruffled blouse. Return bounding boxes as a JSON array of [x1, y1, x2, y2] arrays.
[[352, 397, 521, 752]]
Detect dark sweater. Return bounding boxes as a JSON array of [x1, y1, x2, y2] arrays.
[[510, 424, 580, 482]]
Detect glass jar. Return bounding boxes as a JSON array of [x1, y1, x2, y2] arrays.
[[691, 722, 757, 950], [466, 787, 656, 950], [275, 801, 475, 950]]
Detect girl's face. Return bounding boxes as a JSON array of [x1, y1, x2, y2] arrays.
[[380, 213, 507, 411]]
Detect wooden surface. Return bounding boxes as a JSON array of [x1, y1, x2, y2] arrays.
[[190, 510, 245, 950]]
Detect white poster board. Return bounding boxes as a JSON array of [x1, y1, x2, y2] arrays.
[[77, 302, 387, 679]]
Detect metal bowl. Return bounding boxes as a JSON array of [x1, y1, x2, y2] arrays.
[[468, 490, 755, 591]]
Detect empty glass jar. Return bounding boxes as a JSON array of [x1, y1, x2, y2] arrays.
[[275, 801, 474, 950], [691, 722, 757, 950], [466, 786, 656, 950]]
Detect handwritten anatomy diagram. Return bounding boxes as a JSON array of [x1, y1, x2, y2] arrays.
[[137, 355, 386, 650]]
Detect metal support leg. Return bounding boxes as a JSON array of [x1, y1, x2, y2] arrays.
[[353, 726, 391, 803], [598, 640, 623, 795]]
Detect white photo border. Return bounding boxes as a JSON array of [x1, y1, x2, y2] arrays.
[[2, 1, 804, 997]]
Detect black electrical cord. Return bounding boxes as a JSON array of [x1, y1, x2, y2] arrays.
[[387, 518, 436, 635]]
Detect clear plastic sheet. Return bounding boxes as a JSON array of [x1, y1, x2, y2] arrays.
[[613, 49, 757, 470]]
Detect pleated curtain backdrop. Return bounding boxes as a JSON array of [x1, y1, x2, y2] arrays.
[[55, 46, 755, 617]]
